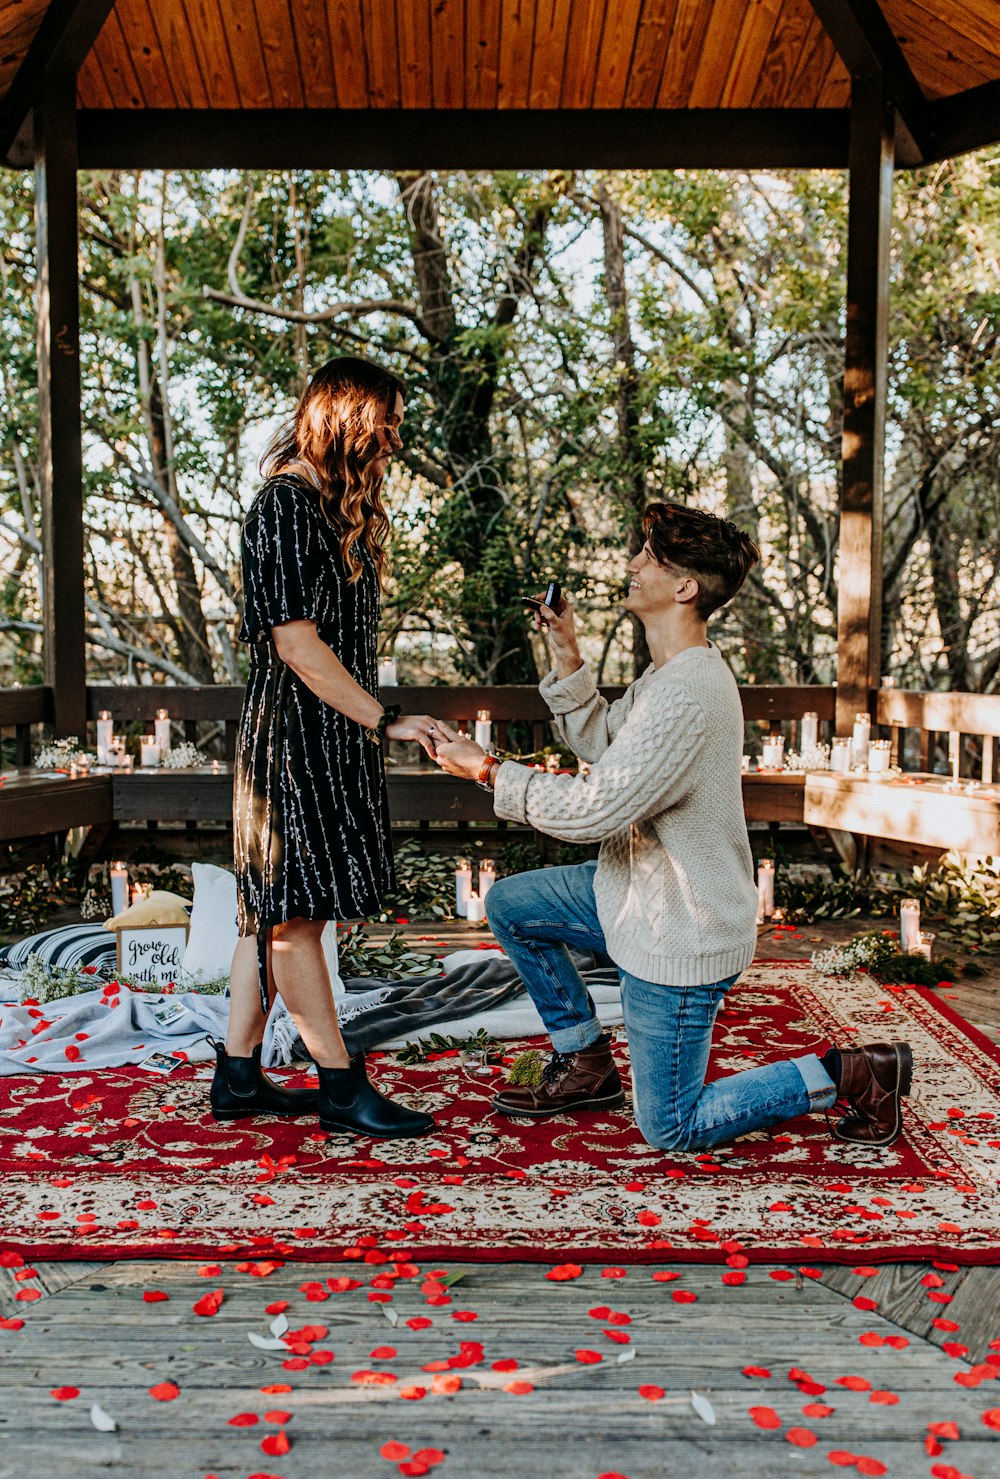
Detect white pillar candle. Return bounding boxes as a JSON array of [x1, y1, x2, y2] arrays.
[[96, 710, 113, 765], [756, 859, 775, 921], [377, 658, 398, 686], [830, 736, 852, 774], [761, 735, 785, 770], [478, 860, 496, 903], [154, 707, 171, 754], [852, 712, 871, 768], [139, 737, 160, 767], [465, 891, 485, 924], [455, 860, 472, 918], [474, 709, 492, 750], [949, 731, 960, 784], [800, 712, 819, 752], [868, 739, 891, 773], [899, 899, 921, 952], [109, 862, 129, 916], [107, 737, 126, 769]]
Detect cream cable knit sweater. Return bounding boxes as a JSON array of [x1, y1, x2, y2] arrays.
[[492, 643, 759, 987]]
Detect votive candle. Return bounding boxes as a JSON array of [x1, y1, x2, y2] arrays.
[[465, 891, 486, 925], [96, 710, 113, 765], [912, 930, 935, 962], [757, 859, 775, 921], [109, 862, 128, 915], [455, 860, 472, 918], [852, 712, 871, 768], [377, 657, 398, 686], [478, 859, 496, 903], [800, 711, 819, 751], [900, 899, 921, 952], [545, 753, 562, 773], [139, 737, 160, 767], [474, 709, 492, 750], [868, 739, 891, 773], [761, 735, 785, 770], [830, 736, 852, 774], [154, 707, 171, 754]]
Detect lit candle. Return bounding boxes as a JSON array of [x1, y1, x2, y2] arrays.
[[96, 710, 113, 765], [800, 711, 819, 752], [139, 737, 160, 767], [741, 753, 751, 772], [109, 861, 128, 916], [761, 736, 785, 770], [949, 731, 960, 784], [130, 882, 151, 906], [107, 737, 126, 769], [455, 860, 472, 918], [545, 753, 562, 773], [154, 707, 171, 754], [757, 859, 775, 921], [465, 891, 486, 924], [377, 657, 398, 686], [478, 859, 496, 903], [912, 930, 935, 962], [852, 712, 871, 768], [830, 736, 852, 774], [899, 899, 921, 952], [474, 709, 492, 750], [578, 759, 592, 777], [868, 738, 891, 773]]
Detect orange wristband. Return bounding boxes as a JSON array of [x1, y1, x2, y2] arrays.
[[476, 755, 499, 789]]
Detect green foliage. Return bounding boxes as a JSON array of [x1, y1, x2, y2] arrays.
[[396, 1026, 496, 1065], [0, 863, 77, 942], [365, 840, 457, 922], [912, 852, 1000, 952], [506, 1049, 544, 1086], [810, 930, 955, 987], [336, 923, 441, 980]]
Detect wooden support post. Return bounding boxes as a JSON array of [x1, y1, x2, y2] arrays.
[[835, 74, 894, 737], [34, 71, 86, 740]]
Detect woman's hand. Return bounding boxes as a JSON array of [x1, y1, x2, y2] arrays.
[[384, 713, 450, 760], [428, 720, 487, 781]]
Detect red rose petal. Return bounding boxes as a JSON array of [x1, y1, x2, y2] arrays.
[[854, 1460, 887, 1478], [148, 1381, 180, 1401], [228, 1413, 259, 1427], [785, 1428, 817, 1447], [743, 1366, 772, 1378], [982, 1408, 1000, 1430], [381, 1442, 410, 1460], [575, 1350, 603, 1364], [672, 1290, 697, 1303], [50, 1387, 79, 1401], [826, 1452, 859, 1468], [639, 1385, 665, 1401], [749, 1406, 782, 1429], [260, 1431, 291, 1457]]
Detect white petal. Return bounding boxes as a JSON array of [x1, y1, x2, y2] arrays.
[[691, 1389, 716, 1425], [90, 1402, 117, 1432], [247, 1332, 288, 1351], [269, 1313, 289, 1337]]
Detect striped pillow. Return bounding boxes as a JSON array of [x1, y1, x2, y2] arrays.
[[0, 923, 117, 974]]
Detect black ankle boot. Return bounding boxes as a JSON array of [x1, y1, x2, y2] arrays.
[[317, 1053, 434, 1139], [209, 1037, 319, 1121]]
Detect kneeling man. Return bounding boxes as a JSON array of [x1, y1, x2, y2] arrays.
[[433, 503, 912, 1150]]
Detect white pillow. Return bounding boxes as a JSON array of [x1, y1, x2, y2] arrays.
[[181, 862, 343, 997]]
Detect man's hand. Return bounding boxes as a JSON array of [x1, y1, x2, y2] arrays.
[[431, 721, 487, 781], [529, 594, 583, 679]]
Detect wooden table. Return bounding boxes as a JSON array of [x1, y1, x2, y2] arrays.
[[0, 769, 112, 841], [804, 770, 1000, 855]]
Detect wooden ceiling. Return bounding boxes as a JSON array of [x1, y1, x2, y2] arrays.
[[1, 0, 998, 115]]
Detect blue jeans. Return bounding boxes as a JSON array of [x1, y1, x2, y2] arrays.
[[485, 861, 837, 1151]]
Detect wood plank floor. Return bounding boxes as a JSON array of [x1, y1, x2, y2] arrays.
[[1, 917, 997, 1477]]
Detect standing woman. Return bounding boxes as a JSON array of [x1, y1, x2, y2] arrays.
[[211, 357, 442, 1138]]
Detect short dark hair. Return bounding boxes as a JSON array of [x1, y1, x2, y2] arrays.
[[642, 502, 760, 620]]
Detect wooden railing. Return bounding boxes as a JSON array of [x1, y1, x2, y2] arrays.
[[877, 689, 1000, 782]]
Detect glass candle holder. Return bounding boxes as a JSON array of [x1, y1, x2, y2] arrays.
[[899, 898, 921, 952], [154, 707, 171, 754], [800, 712, 819, 751], [868, 738, 891, 773], [377, 657, 398, 686], [545, 753, 562, 773], [474, 709, 492, 749], [455, 860, 472, 918], [109, 862, 129, 915], [830, 736, 852, 774], [96, 710, 114, 765], [139, 737, 160, 767], [760, 736, 785, 770], [912, 931, 935, 961], [478, 860, 496, 903], [852, 712, 871, 767]]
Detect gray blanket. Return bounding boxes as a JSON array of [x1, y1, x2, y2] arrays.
[[0, 949, 618, 1073]]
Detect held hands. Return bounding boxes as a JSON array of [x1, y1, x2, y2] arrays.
[[384, 713, 451, 760], [427, 720, 487, 781]]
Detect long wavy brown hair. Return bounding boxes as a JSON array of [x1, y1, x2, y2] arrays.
[[261, 356, 406, 588]]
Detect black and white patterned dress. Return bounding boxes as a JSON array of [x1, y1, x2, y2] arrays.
[[233, 474, 396, 1009]]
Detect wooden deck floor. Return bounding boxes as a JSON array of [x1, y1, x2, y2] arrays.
[[1, 918, 997, 1477]]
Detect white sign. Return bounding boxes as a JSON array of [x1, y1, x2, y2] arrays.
[[116, 924, 189, 985]]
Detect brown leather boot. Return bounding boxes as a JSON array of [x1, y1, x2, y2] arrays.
[[831, 1041, 913, 1147], [492, 1035, 625, 1119]]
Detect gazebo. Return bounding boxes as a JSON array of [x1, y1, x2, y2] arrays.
[[1, 1, 999, 856]]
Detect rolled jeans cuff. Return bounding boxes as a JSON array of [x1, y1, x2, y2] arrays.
[[792, 1053, 838, 1110], [549, 1017, 604, 1054]]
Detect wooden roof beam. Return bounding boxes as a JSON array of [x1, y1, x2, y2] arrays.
[[0, 0, 117, 162], [921, 78, 1000, 165], [806, 0, 928, 164], [64, 108, 851, 171]]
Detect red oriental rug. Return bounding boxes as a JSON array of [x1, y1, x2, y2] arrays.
[[1, 962, 998, 1266]]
